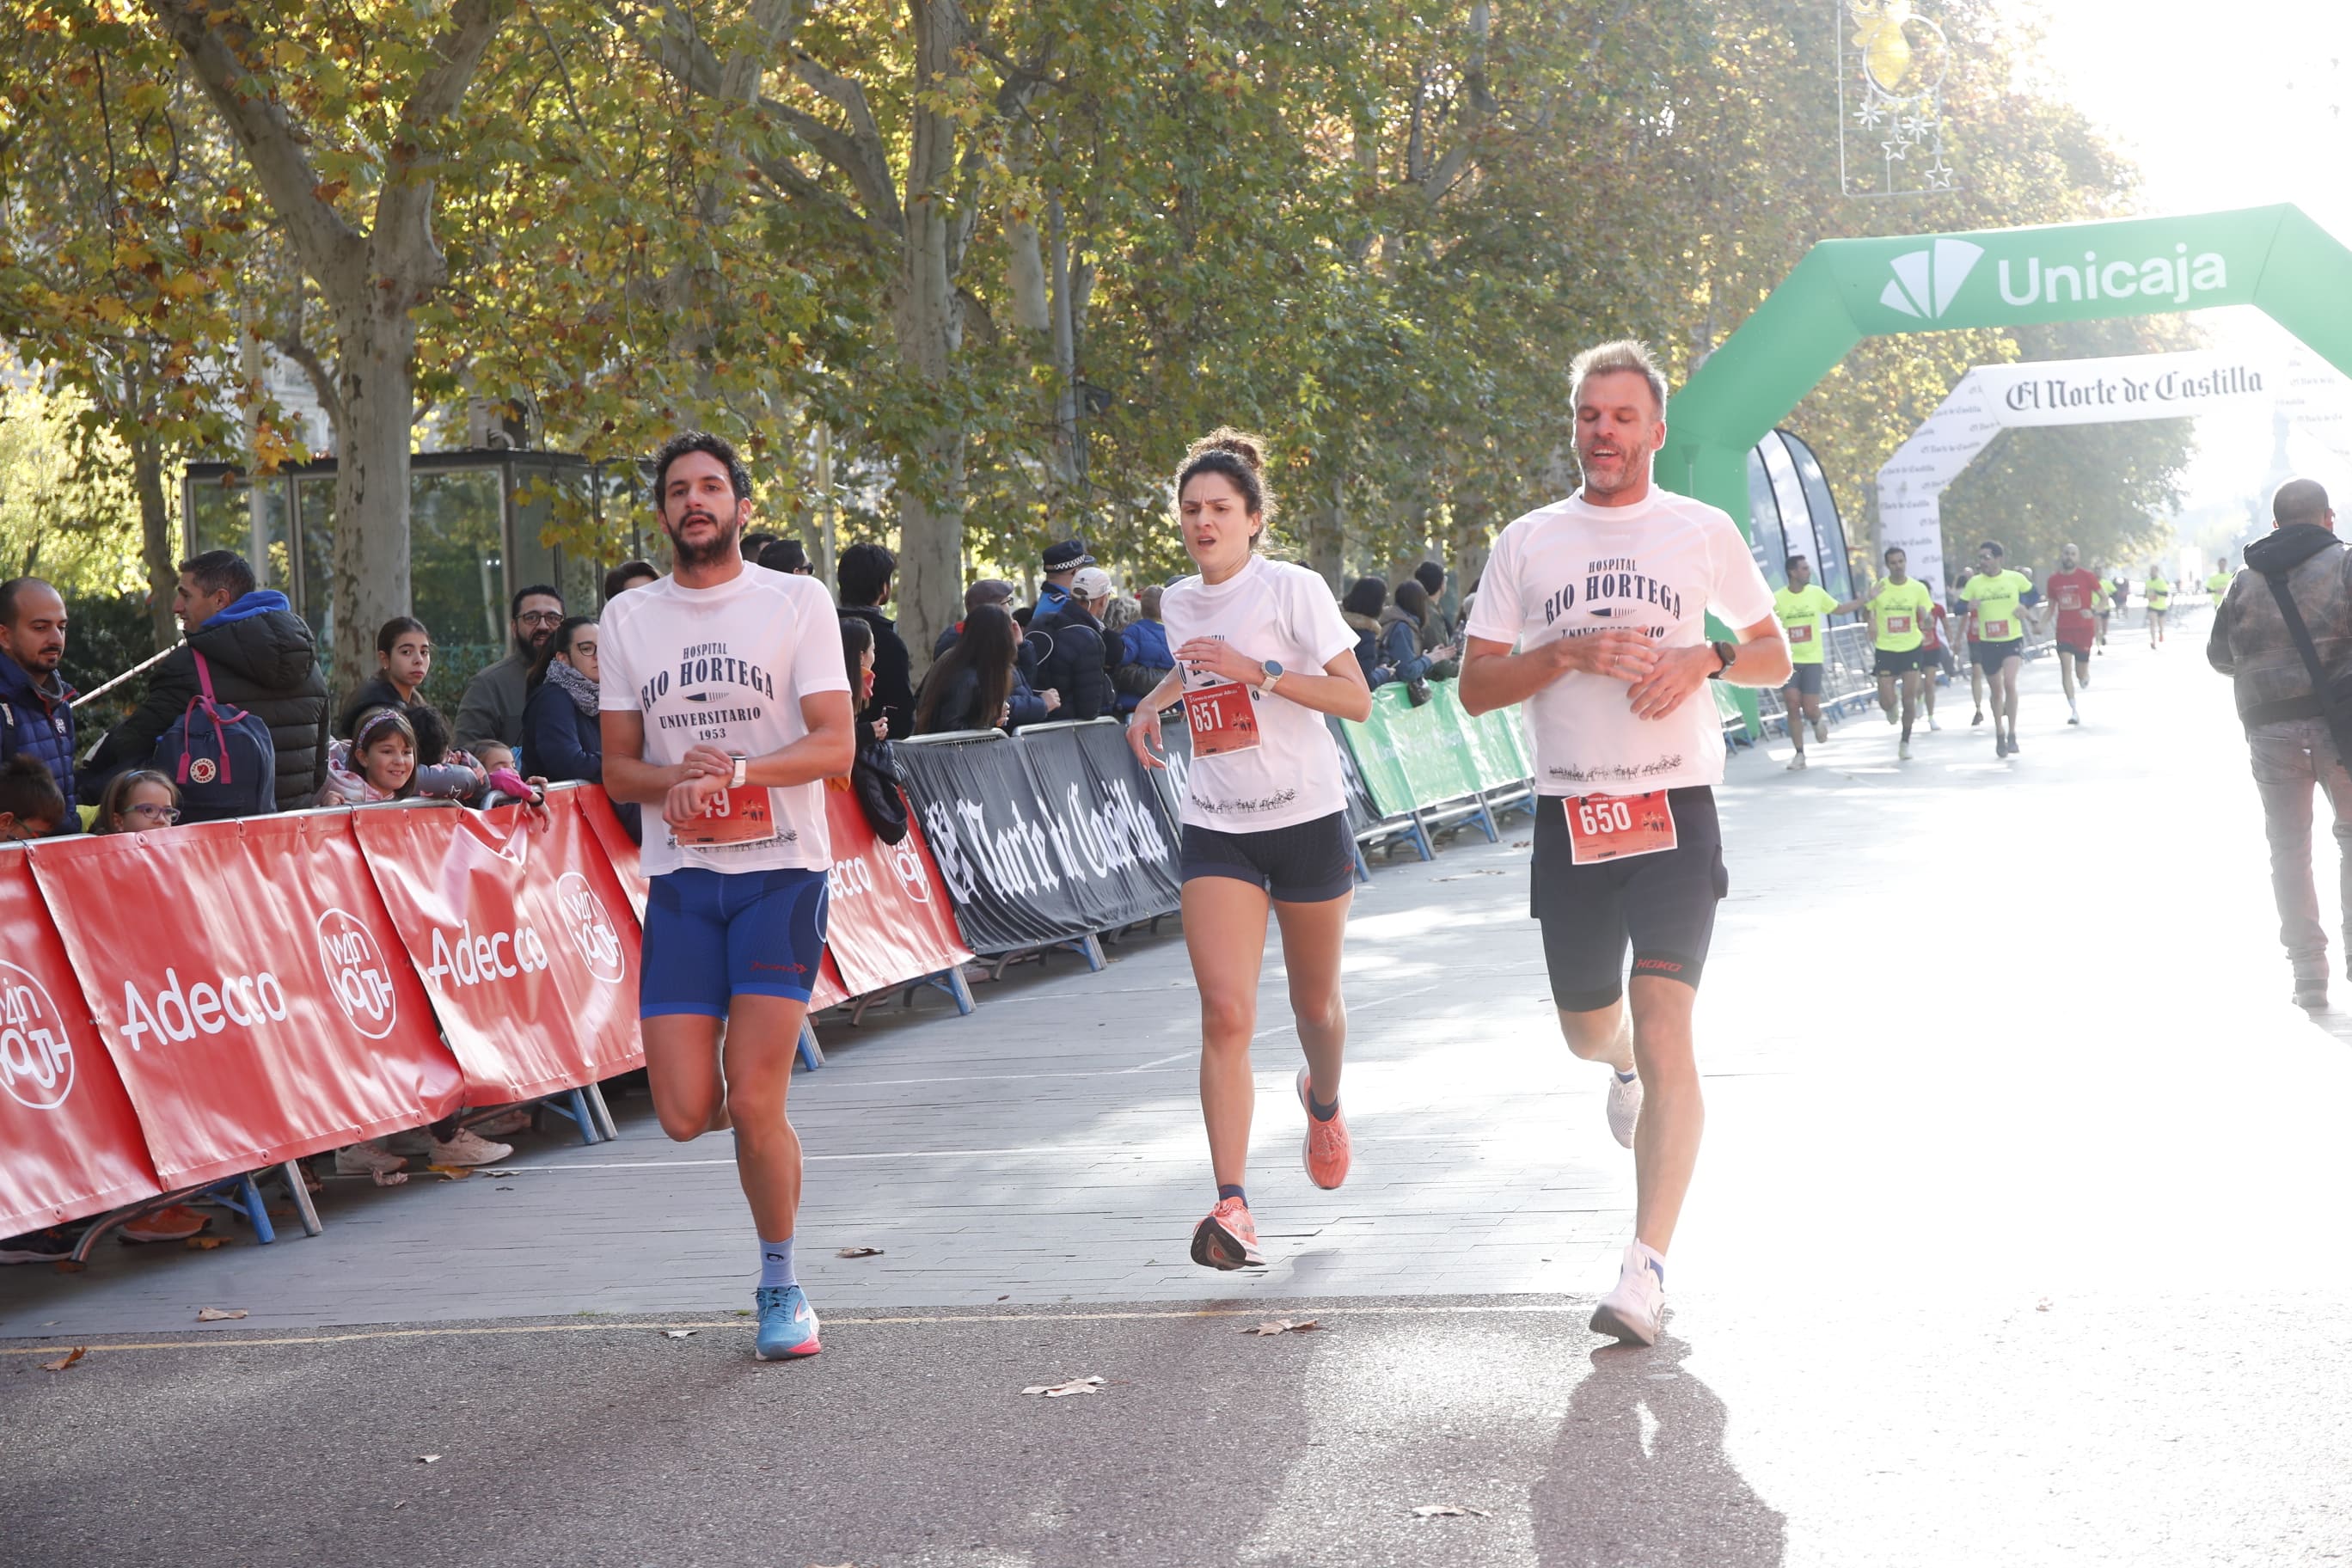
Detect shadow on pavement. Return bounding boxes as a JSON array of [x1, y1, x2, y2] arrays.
[[1534, 1337, 1785, 1567]]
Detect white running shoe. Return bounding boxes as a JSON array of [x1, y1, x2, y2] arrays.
[[1604, 1069, 1642, 1148], [1898, 738, 1912, 760], [1927, 714, 1943, 732], [334, 1139, 409, 1187], [1785, 752, 1808, 772], [429, 1129, 514, 1167], [1590, 1242, 1667, 1345], [1811, 718, 1828, 744]]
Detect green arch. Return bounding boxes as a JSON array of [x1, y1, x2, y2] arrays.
[[1657, 204, 2352, 531]]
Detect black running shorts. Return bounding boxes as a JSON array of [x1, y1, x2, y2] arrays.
[[2058, 640, 2092, 664], [1180, 812, 1356, 904], [1873, 646, 1929, 677], [1530, 787, 1727, 1013], [1971, 638, 2024, 673], [1782, 664, 1824, 697]]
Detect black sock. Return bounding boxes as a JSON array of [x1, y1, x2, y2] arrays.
[[1217, 1183, 1247, 1205], [1308, 1090, 1339, 1122]]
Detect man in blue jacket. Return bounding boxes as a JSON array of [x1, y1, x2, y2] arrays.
[[0, 578, 77, 820]]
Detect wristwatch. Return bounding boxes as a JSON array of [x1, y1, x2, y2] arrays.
[[1257, 659, 1285, 695], [1705, 640, 1737, 679], [728, 754, 749, 789]]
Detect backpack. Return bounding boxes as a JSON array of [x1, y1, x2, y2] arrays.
[[151, 651, 277, 823]]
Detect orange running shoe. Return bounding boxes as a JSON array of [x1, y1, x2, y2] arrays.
[[1189, 1196, 1265, 1270], [1295, 1066, 1351, 1190]]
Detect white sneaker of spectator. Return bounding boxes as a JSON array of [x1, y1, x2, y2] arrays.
[[334, 1139, 410, 1186], [429, 1128, 513, 1167]]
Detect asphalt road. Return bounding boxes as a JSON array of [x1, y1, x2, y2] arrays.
[[8, 621, 2352, 1567]]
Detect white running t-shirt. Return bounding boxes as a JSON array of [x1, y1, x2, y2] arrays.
[[1159, 554, 1359, 832], [597, 565, 852, 877], [1466, 488, 1775, 794]]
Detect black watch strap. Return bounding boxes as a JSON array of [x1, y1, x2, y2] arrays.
[[1706, 640, 1736, 678]]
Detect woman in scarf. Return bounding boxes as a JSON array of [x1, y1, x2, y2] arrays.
[[523, 615, 604, 785]]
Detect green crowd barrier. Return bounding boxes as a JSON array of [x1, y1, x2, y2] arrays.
[[1338, 680, 1533, 820]]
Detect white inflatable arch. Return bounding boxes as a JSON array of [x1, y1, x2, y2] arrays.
[[1876, 347, 2352, 593]]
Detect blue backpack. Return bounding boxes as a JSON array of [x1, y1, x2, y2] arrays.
[[152, 651, 276, 823]]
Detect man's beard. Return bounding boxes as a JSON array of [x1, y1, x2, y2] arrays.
[[667, 505, 743, 568]]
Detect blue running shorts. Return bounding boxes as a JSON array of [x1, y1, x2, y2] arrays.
[[640, 867, 830, 1018]]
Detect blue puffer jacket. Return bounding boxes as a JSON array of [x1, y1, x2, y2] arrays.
[[0, 649, 78, 815]]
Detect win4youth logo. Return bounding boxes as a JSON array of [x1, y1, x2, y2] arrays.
[[1878, 238, 1983, 320]]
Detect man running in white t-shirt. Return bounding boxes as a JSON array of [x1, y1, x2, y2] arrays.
[[598, 432, 857, 1362], [1461, 340, 1791, 1346]]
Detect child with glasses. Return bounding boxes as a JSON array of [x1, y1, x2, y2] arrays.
[[93, 769, 183, 834]]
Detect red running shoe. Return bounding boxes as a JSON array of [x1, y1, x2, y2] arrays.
[[1189, 1197, 1265, 1271], [1295, 1066, 1351, 1190]]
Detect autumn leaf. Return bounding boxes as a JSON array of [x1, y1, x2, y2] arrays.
[[1020, 1376, 1105, 1398], [835, 1246, 884, 1259], [40, 1346, 87, 1372], [1241, 1319, 1321, 1336], [195, 1307, 247, 1321], [185, 1236, 224, 1251]]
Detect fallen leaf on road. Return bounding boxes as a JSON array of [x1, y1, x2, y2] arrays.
[[426, 1165, 473, 1180], [40, 1346, 85, 1372], [51, 1259, 84, 1274], [480, 1169, 520, 1178], [417, 1455, 442, 1465], [1412, 1503, 1488, 1518], [661, 1330, 696, 1339], [186, 1236, 224, 1251], [1242, 1318, 1321, 1336], [1020, 1376, 1105, 1398], [996, 1295, 1010, 1302], [194, 1308, 247, 1322], [1510, 840, 1530, 848], [2036, 1298, 2052, 1312], [836, 1246, 884, 1259]]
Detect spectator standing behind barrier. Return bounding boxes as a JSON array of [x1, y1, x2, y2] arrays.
[[338, 616, 434, 738], [934, 579, 1017, 659], [455, 583, 565, 753], [604, 560, 658, 601], [0, 577, 77, 819], [523, 616, 604, 785], [1037, 538, 1092, 625], [92, 769, 181, 834], [916, 603, 1056, 732], [1387, 580, 1440, 703], [86, 550, 328, 812], [1026, 566, 1116, 720], [2209, 479, 2352, 1010], [758, 539, 814, 575], [1410, 564, 1464, 680], [1338, 576, 1387, 683], [0, 753, 65, 841], [838, 616, 910, 842], [1112, 583, 1176, 714], [836, 542, 916, 743]]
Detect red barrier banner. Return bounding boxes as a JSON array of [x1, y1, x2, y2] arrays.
[[575, 784, 647, 924], [31, 816, 463, 1190], [811, 949, 850, 1013], [352, 792, 645, 1100], [819, 781, 972, 998], [0, 849, 162, 1233]]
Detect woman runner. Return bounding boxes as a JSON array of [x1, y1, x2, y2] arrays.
[[1127, 430, 1375, 1269]]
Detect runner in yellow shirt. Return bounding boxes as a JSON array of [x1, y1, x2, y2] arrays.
[[2145, 564, 2172, 647], [2206, 556, 2233, 611], [2094, 567, 2116, 649], [1865, 546, 1935, 761], [1771, 552, 1865, 772], [1960, 538, 2034, 758]]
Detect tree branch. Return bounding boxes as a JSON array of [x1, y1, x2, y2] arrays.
[[374, 0, 506, 288]]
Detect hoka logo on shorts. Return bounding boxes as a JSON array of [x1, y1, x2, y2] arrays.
[[1879, 238, 1982, 319], [0, 961, 74, 1111]]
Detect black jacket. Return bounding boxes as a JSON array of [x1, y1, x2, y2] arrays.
[[336, 676, 412, 740], [1024, 598, 1112, 721], [523, 678, 603, 784], [90, 591, 328, 811], [840, 603, 916, 744]]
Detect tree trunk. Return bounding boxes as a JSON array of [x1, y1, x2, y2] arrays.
[[132, 437, 177, 652], [326, 302, 418, 707]]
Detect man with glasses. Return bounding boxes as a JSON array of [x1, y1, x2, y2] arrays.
[[456, 584, 567, 753], [0, 578, 77, 824]]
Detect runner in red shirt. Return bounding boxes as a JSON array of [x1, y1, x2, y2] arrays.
[[1917, 578, 1953, 732], [2043, 542, 2103, 726]]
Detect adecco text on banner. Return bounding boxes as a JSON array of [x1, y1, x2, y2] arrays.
[[423, 919, 554, 990], [116, 966, 291, 1052], [0, 959, 74, 1112]]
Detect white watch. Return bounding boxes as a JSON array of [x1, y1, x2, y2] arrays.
[[1257, 659, 1286, 694], [729, 755, 749, 789]]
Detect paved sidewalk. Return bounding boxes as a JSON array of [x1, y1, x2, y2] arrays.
[[7, 629, 2352, 1566]]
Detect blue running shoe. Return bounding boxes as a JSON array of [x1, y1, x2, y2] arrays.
[[753, 1284, 821, 1360]]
